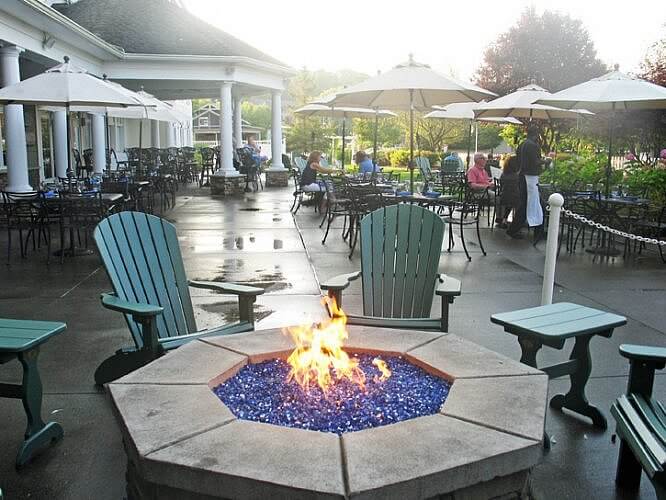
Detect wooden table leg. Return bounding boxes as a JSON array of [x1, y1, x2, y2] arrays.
[[549, 333, 608, 429], [15, 348, 64, 468], [517, 335, 542, 367]]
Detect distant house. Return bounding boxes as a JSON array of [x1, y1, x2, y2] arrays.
[[193, 103, 264, 144]]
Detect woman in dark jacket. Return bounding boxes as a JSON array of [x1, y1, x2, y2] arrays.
[[496, 155, 520, 228]]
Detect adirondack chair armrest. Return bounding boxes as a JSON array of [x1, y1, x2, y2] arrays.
[[187, 280, 265, 296], [320, 272, 362, 311], [619, 344, 666, 367], [435, 274, 462, 297], [100, 293, 164, 318], [320, 271, 362, 291]]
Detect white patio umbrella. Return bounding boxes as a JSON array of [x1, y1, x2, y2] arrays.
[[0, 56, 143, 175], [425, 102, 521, 165], [535, 66, 666, 195], [294, 103, 396, 170], [41, 85, 182, 167], [473, 83, 592, 120], [328, 55, 496, 191]]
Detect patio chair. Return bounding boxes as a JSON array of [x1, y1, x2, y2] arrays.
[[57, 191, 110, 263], [441, 155, 464, 175], [320, 176, 351, 245], [2, 191, 48, 261], [415, 156, 434, 185], [610, 344, 665, 499], [442, 185, 488, 261], [93, 211, 264, 384], [321, 204, 461, 332], [199, 147, 216, 187], [633, 206, 666, 263]]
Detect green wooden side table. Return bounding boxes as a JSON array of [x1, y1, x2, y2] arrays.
[[491, 302, 627, 432], [0, 318, 66, 468]]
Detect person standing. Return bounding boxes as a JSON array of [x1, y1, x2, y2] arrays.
[[507, 126, 547, 242]]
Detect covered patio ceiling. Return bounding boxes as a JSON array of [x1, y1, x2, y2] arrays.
[[109, 78, 278, 101]]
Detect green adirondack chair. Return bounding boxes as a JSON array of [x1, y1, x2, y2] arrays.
[[611, 344, 666, 499], [93, 211, 264, 384], [321, 204, 461, 331]]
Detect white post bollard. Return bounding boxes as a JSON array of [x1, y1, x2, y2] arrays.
[[541, 193, 565, 305]]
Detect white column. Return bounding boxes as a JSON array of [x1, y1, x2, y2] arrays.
[[0, 45, 31, 191], [217, 81, 236, 174], [91, 113, 106, 175], [53, 110, 67, 178], [151, 120, 160, 148], [166, 123, 176, 147], [233, 95, 242, 148], [269, 90, 284, 170]]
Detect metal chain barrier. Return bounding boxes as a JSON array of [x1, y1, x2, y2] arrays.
[[547, 205, 666, 246]]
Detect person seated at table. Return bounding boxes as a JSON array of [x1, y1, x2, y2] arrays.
[[467, 153, 492, 191], [300, 151, 338, 192], [300, 150, 338, 210], [355, 150, 379, 175], [246, 135, 267, 165], [496, 154, 520, 228], [442, 151, 464, 173]]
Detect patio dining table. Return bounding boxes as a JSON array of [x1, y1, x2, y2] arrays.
[[564, 194, 651, 257], [42, 191, 122, 258]]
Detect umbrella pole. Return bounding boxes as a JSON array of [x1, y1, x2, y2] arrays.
[[606, 107, 615, 197], [466, 120, 472, 169], [105, 111, 110, 170], [139, 120, 143, 171], [341, 114, 346, 172], [66, 104, 72, 178], [373, 108, 379, 169], [409, 89, 414, 193], [475, 121, 478, 153]]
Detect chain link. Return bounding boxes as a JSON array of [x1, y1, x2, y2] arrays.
[[547, 205, 666, 246]]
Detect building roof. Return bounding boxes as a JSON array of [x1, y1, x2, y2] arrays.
[[53, 0, 286, 67]]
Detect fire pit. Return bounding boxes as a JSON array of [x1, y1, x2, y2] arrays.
[[109, 322, 548, 499], [213, 300, 451, 434]]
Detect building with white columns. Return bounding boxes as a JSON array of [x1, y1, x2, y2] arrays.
[[0, 0, 293, 191]]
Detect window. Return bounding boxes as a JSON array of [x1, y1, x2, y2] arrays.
[[198, 116, 209, 127]]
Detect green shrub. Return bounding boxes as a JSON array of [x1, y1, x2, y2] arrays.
[[540, 153, 621, 191], [624, 165, 666, 204], [387, 149, 441, 167]]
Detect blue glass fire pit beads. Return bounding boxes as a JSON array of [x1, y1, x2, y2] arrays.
[[213, 354, 450, 434]]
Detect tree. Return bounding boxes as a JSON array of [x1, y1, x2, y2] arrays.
[[285, 117, 335, 157], [640, 30, 666, 86], [475, 8, 606, 95], [448, 123, 503, 151], [352, 117, 404, 149], [241, 102, 271, 129]]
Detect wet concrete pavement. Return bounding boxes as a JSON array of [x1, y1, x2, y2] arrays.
[[0, 182, 664, 499]]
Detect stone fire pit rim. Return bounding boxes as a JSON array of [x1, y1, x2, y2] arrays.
[[108, 326, 547, 500]]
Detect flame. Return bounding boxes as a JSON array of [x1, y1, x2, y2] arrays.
[[284, 296, 391, 392], [372, 358, 391, 382]]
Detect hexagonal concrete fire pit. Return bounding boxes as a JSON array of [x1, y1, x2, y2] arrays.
[[109, 327, 547, 500]]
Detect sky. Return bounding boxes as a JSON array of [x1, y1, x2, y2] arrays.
[[183, 0, 664, 81]]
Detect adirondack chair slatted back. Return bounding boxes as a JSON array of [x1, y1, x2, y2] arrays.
[[294, 157, 306, 173], [360, 205, 444, 318], [94, 212, 197, 348], [415, 156, 431, 180]]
